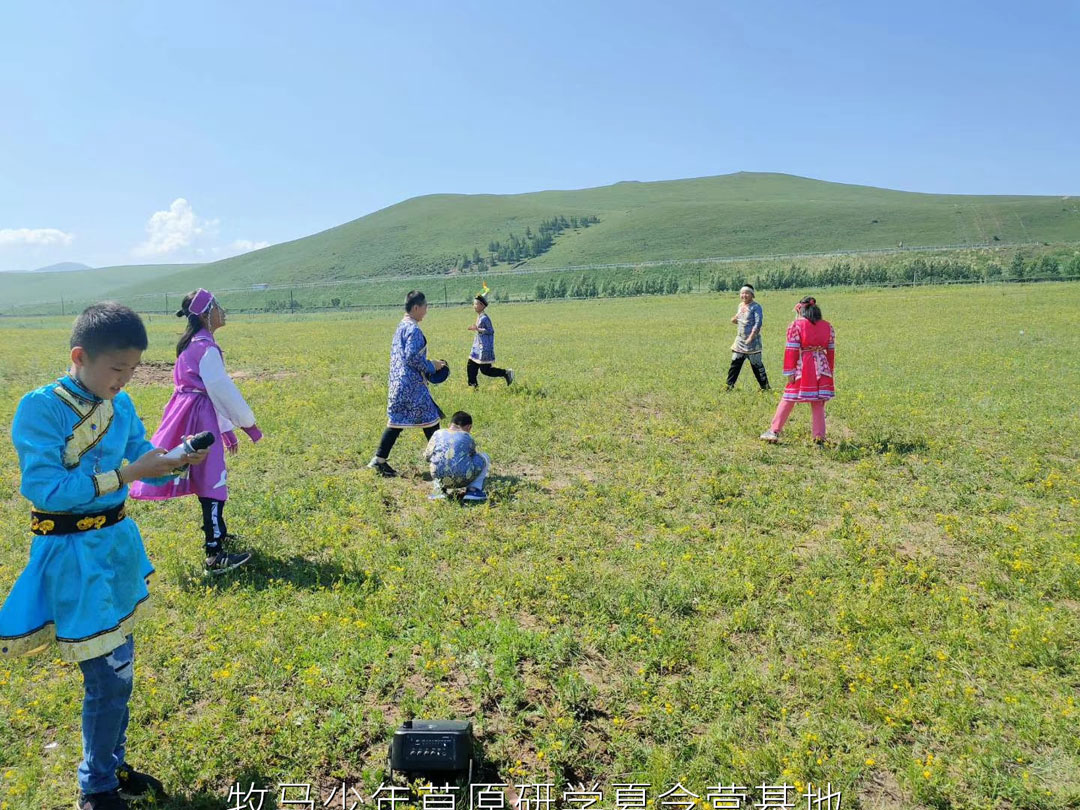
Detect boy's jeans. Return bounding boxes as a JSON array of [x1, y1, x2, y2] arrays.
[[434, 453, 491, 493], [471, 453, 491, 490], [77, 635, 134, 794]]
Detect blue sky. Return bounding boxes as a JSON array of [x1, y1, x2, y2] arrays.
[[1, 0, 1077, 271]]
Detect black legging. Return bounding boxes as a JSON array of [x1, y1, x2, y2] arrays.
[[199, 497, 227, 553], [375, 423, 440, 460], [726, 353, 770, 389], [467, 360, 509, 386]]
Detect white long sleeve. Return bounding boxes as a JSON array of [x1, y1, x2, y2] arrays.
[[198, 347, 256, 431]]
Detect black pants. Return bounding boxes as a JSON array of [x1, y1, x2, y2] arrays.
[[727, 353, 770, 389], [199, 497, 227, 553], [467, 359, 509, 386], [375, 423, 440, 460]]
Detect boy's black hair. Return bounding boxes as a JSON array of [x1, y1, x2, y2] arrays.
[[405, 290, 426, 312], [70, 302, 148, 356], [474, 294, 488, 307], [450, 410, 473, 428], [742, 284, 755, 292]]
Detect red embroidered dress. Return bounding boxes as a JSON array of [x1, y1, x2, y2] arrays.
[[781, 318, 835, 402]]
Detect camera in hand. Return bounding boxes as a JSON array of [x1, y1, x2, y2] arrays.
[[161, 431, 216, 462]]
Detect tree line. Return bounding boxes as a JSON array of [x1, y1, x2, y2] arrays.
[[709, 252, 1080, 291], [457, 215, 600, 272]]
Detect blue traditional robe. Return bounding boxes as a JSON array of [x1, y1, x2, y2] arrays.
[[0, 376, 174, 662], [424, 429, 485, 488], [469, 312, 495, 364], [387, 316, 441, 428]]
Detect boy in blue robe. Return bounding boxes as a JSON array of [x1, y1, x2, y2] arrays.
[[424, 411, 491, 502], [0, 303, 208, 809], [466, 294, 513, 387]]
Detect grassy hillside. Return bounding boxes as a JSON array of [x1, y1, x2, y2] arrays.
[[5, 173, 1078, 315], [0, 264, 201, 315], [95, 173, 1080, 298]]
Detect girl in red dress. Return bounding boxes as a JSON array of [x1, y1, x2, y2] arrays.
[[761, 295, 835, 444]]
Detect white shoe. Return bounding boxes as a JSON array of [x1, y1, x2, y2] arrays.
[[759, 430, 780, 443]]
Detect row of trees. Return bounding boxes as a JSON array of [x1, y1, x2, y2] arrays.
[[536, 274, 687, 300], [457, 214, 600, 272], [254, 251, 1078, 311], [709, 253, 1080, 291]]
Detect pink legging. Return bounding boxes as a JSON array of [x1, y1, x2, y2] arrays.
[[771, 399, 826, 439]]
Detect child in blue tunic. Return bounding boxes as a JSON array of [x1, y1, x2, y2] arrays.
[[368, 290, 447, 478], [466, 294, 513, 387], [424, 411, 491, 502], [0, 303, 208, 809]]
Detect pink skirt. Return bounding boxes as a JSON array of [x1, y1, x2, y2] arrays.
[[130, 391, 229, 501]]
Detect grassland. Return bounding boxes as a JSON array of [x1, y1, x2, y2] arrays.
[[1, 284, 1078, 809]]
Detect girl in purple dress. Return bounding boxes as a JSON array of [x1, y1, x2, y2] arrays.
[[131, 289, 262, 573]]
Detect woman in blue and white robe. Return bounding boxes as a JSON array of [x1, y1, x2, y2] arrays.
[[367, 291, 446, 477]]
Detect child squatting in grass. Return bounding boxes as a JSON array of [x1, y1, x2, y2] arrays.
[[0, 303, 210, 809], [424, 410, 492, 502]]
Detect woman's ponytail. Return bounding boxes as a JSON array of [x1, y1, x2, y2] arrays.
[[175, 292, 205, 356]]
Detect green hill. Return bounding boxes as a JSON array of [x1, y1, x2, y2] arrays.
[[117, 173, 1080, 290], [0, 264, 202, 315], [6, 173, 1080, 314]]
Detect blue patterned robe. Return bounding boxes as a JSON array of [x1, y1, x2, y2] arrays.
[[0, 376, 175, 662], [469, 312, 495, 364], [424, 429, 485, 488], [387, 316, 441, 428]]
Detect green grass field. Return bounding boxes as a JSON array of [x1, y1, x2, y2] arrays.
[[1, 284, 1078, 809]]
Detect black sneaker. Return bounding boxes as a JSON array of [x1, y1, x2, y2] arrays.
[[505, 369, 514, 386], [116, 763, 165, 801], [76, 790, 129, 810], [367, 458, 398, 477], [205, 549, 253, 575]]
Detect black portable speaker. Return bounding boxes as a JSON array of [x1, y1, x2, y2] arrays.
[[388, 719, 474, 780]]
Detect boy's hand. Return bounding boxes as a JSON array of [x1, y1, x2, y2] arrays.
[[433, 359, 447, 371], [122, 448, 186, 483], [467, 325, 478, 331], [730, 315, 738, 323], [181, 435, 211, 465]]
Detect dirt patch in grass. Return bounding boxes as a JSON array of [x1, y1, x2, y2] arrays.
[[856, 769, 928, 809], [132, 360, 175, 386], [513, 461, 598, 492], [230, 369, 298, 382], [131, 363, 297, 387]]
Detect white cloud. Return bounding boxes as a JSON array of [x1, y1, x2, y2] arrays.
[[0, 227, 75, 247], [227, 239, 270, 253], [133, 198, 219, 257], [131, 198, 269, 261]]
